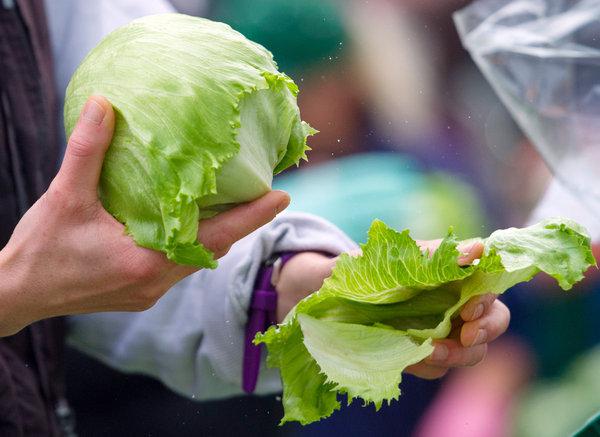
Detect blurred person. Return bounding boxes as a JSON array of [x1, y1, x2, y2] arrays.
[[1, 1, 509, 436]]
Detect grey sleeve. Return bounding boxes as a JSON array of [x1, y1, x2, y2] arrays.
[[66, 212, 357, 401]]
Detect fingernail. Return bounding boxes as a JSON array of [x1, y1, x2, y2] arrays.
[[82, 99, 105, 125], [472, 303, 484, 320], [430, 344, 449, 362], [458, 243, 475, 259], [471, 329, 487, 346], [275, 192, 290, 214]]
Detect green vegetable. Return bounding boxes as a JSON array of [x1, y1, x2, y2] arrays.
[[255, 218, 596, 425], [64, 14, 314, 268]]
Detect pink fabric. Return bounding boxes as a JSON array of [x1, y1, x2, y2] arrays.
[[414, 380, 513, 437]]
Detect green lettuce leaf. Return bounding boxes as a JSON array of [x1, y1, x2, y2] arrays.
[[64, 14, 313, 267], [255, 218, 596, 424]]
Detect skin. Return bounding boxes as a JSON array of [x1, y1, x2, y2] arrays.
[[0, 96, 290, 337], [275, 242, 511, 379]]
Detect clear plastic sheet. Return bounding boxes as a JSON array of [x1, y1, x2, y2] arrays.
[[454, 0, 600, 221]]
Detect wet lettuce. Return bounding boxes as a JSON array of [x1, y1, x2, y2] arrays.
[[64, 14, 313, 267], [256, 218, 596, 424]]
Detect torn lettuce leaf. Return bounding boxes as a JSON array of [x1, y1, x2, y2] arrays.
[[256, 218, 596, 424]]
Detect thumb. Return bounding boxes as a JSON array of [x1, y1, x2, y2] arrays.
[[198, 190, 291, 259], [55, 96, 115, 201]]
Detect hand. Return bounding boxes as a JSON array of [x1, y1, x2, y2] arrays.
[[274, 240, 510, 378], [404, 240, 511, 378], [275, 252, 337, 322], [0, 96, 290, 337]]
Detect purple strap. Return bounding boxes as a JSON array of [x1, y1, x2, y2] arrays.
[[243, 252, 336, 393], [242, 253, 297, 393]]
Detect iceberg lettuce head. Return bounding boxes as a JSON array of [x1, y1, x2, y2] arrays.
[[65, 14, 313, 267]]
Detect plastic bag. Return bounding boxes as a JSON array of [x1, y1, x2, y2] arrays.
[[454, 0, 600, 221]]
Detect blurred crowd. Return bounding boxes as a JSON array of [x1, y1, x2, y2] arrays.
[[64, 0, 600, 436]]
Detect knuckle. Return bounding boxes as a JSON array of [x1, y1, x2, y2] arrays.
[[483, 293, 497, 309], [431, 368, 449, 379], [203, 227, 235, 258], [213, 243, 232, 259], [418, 367, 449, 380], [44, 183, 98, 217], [466, 345, 488, 367], [42, 184, 67, 209], [67, 132, 98, 158], [122, 260, 162, 283], [118, 243, 169, 283], [44, 183, 83, 212]]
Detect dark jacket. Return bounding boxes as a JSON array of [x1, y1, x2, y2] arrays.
[[0, 0, 67, 435]]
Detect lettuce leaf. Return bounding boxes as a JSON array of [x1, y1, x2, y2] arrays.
[[255, 218, 596, 424], [64, 14, 313, 267]]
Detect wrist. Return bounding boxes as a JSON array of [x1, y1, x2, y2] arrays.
[[0, 249, 20, 336], [242, 251, 336, 393], [274, 252, 337, 322], [0, 248, 39, 336]]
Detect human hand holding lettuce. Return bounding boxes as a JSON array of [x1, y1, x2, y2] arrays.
[[258, 219, 595, 424], [0, 96, 290, 337], [273, 242, 509, 381], [0, 14, 306, 336], [0, 12, 591, 426], [52, 12, 502, 398], [57, 11, 506, 383]]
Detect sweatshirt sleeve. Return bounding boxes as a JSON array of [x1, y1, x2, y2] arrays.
[[66, 212, 357, 400]]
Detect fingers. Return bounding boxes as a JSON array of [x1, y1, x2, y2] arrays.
[[457, 241, 484, 266], [416, 239, 442, 256], [416, 239, 484, 266], [198, 190, 290, 258], [407, 297, 510, 380], [406, 339, 488, 379], [55, 96, 115, 201], [425, 339, 488, 368], [460, 300, 510, 347], [460, 293, 497, 322], [405, 362, 449, 380]]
